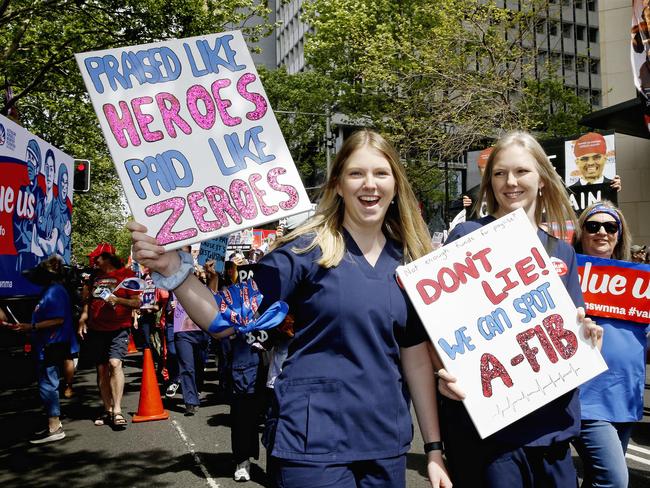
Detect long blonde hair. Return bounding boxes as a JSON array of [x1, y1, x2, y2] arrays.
[[274, 129, 432, 267], [575, 201, 631, 261], [478, 131, 577, 240]]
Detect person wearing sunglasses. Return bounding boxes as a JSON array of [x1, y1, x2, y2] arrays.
[[572, 201, 649, 488]]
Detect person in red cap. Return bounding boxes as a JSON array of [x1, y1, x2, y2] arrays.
[[78, 243, 140, 429], [569, 133, 612, 186], [462, 146, 492, 220]]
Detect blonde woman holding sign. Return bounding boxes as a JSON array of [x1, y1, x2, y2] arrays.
[[128, 129, 451, 488], [437, 131, 602, 488]]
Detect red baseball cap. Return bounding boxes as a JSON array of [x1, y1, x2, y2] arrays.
[[573, 132, 607, 157], [88, 242, 116, 264], [477, 147, 493, 169]]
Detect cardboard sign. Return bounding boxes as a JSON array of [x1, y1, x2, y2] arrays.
[[564, 133, 616, 187], [577, 254, 650, 323], [568, 183, 618, 215], [75, 31, 312, 250], [197, 236, 228, 271], [396, 209, 607, 438], [0, 114, 74, 296]]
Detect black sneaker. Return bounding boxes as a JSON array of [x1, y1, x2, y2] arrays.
[[184, 404, 198, 416], [30, 425, 65, 444]]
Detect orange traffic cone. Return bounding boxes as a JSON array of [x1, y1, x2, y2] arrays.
[[127, 332, 138, 354], [132, 348, 169, 423]]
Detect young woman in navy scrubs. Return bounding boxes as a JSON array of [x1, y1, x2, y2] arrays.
[[435, 131, 603, 488], [573, 201, 649, 488], [128, 129, 451, 488]]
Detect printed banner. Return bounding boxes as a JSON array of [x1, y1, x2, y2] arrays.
[[0, 114, 74, 296], [75, 30, 312, 250], [577, 254, 650, 324], [396, 209, 607, 438], [197, 236, 228, 271]]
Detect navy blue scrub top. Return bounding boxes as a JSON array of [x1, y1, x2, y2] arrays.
[[254, 229, 428, 462], [446, 216, 585, 448]]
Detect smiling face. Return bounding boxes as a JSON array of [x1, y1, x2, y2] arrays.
[[576, 152, 606, 183], [490, 144, 544, 222], [581, 213, 619, 259], [336, 146, 396, 233]]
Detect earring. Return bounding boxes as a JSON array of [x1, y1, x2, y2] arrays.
[[391, 199, 396, 205], [538, 188, 543, 197]]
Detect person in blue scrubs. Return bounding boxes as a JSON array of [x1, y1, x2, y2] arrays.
[[128, 129, 451, 487], [572, 201, 649, 488], [436, 131, 603, 488]]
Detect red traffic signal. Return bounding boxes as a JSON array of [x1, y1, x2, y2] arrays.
[[73, 159, 91, 192]]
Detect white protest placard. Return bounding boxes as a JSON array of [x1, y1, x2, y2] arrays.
[[197, 236, 228, 272], [396, 209, 607, 438], [75, 31, 312, 250]]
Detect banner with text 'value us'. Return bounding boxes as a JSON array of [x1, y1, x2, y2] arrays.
[[396, 209, 607, 439], [75, 31, 312, 250]]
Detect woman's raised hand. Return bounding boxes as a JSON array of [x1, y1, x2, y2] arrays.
[[126, 221, 180, 277]]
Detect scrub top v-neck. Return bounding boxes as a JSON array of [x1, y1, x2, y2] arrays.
[[254, 229, 427, 462]]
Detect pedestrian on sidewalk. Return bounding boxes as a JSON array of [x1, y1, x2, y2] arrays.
[[5, 256, 76, 443]]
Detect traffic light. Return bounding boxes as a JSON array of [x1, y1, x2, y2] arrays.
[[73, 159, 90, 192]]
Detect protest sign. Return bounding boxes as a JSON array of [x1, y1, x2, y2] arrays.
[[0, 114, 74, 296], [75, 31, 312, 250], [396, 209, 607, 438], [568, 183, 618, 215], [577, 254, 650, 323], [564, 132, 616, 187], [197, 236, 228, 271]]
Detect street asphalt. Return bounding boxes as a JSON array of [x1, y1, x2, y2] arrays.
[[0, 330, 648, 487]]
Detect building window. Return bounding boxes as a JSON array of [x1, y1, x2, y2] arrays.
[[588, 27, 598, 43], [549, 21, 559, 36], [576, 56, 587, 72], [563, 54, 575, 71], [576, 25, 585, 41], [562, 23, 573, 39], [590, 59, 599, 74], [575, 0, 584, 8], [587, 0, 596, 12], [536, 20, 546, 34], [590, 89, 601, 106]]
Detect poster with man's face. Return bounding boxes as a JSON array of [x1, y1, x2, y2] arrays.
[[564, 132, 616, 187]]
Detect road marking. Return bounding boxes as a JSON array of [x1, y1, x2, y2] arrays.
[[172, 419, 220, 488], [627, 443, 650, 456], [626, 452, 650, 467]]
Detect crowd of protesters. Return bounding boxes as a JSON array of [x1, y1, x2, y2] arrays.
[[1, 128, 648, 488]]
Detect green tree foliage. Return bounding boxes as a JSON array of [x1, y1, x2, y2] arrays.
[[258, 66, 337, 193], [518, 76, 592, 140], [301, 0, 590, 222], [0, 0, 271, 263]]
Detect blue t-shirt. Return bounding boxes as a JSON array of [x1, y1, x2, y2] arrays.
[[445, 216, 585, 447], [254, 230, 427, 462], [580, 317, 649, 422], [31, 283, 76, 360]]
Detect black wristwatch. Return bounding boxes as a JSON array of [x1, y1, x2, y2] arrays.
[[424, 441, 444, 454]]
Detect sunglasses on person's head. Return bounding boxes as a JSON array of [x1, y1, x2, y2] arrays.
[[583, 220, 619, 235]]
